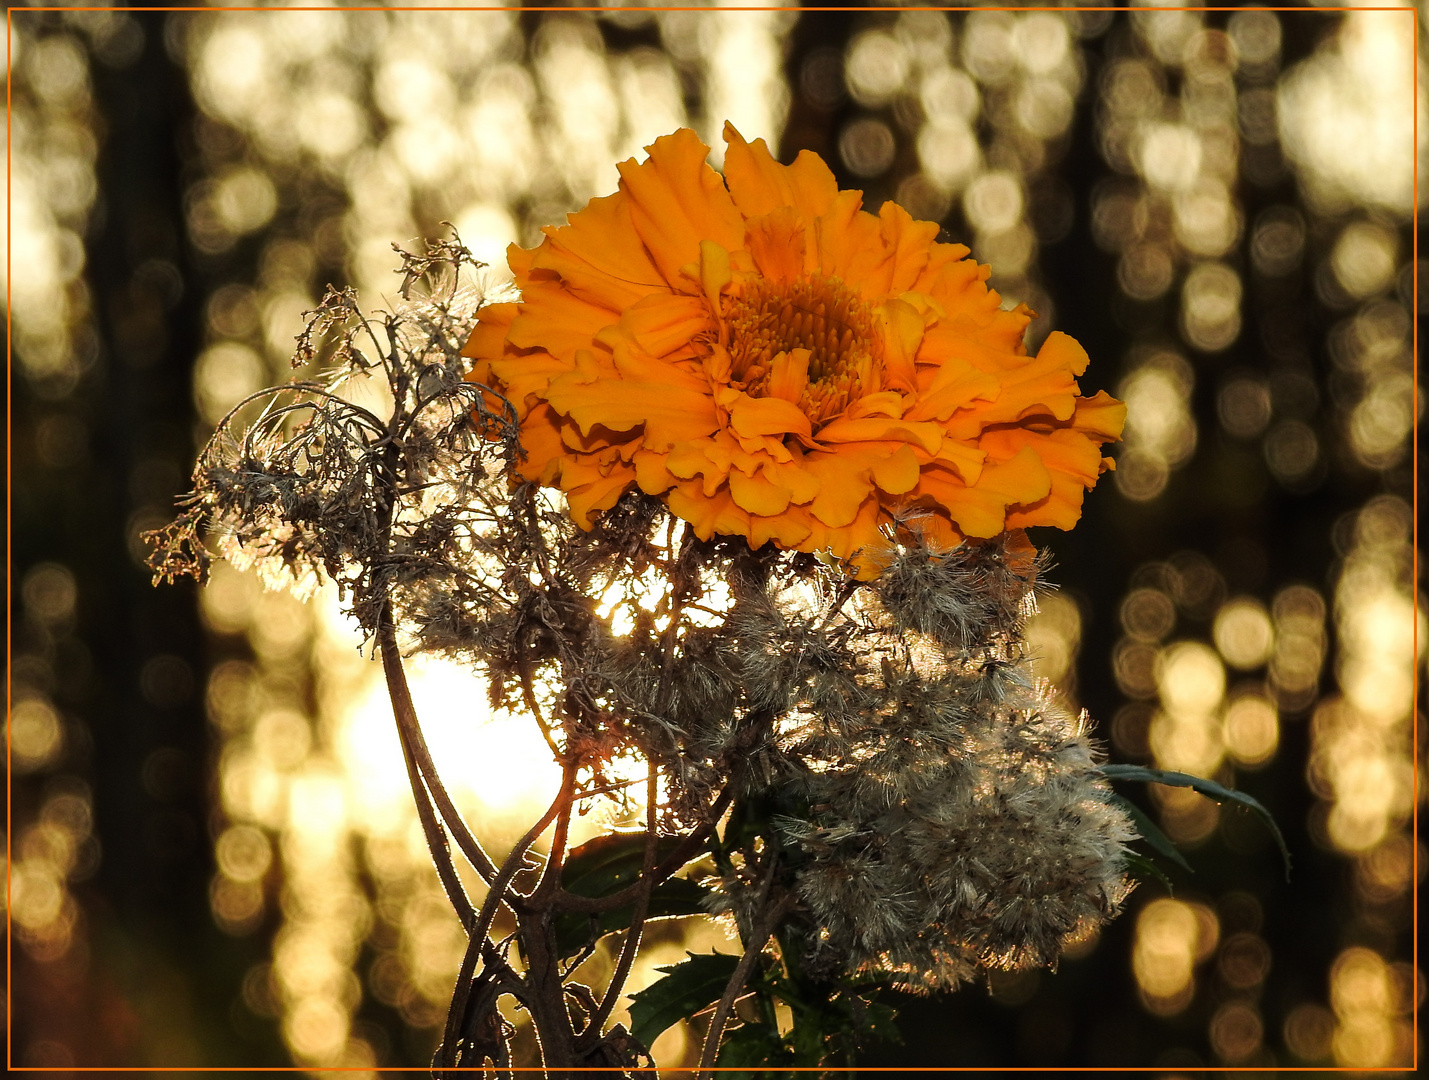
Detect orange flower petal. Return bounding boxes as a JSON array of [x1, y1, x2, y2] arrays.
[[793, 499, 888, 577], [743, 205, 809, 285], [616, 292, 714, 359], [512, 403, 569, 485], [871, 443, 920, 495], [666, 481, 749, 542], [749, 508, 812, 550], [463, 301, 518, 360], [728, 467, 792, 517], [726, 393, 813, 440], [804, 452, 874, 529], [985, 428, 1104, 532], [815, 415, 943, 455], [814, 191, 886, 288], [488, 351, 572, 420], [912, 467, 1011, 540], [566, 464, 637, 528], [531, 192, 665, 309], [507, 280, 621, 362], [1072, 389, 1129, 442], [616, 128, 744, 288], [545, 345, 719, 450], [766, 348, 810, 404], [877, 297, 926, 394], [875, 200, 942, 296], [721, 122, 840, 221]]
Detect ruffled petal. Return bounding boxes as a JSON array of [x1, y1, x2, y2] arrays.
[[815, 415, 943, 455], [545, 343, 719, 450], [531, 192, 665, 309], [803, 452, 875, 528], [488, 351, 575, 420], [1071, 389, 1128, 442], [616, 292, 714, 359], [507, 279, 621, 362], [616, 128, 744, 289], [871, 443, 920, 495], [765, 348, 810, 404], [726, 392, 813, 440], [463, 301, 518, 361], [743, 206, 809, 285], [728, 466, 792, 516], [722, 122, 840, 220], [566, 462, 638, 528], [512, 403, 569, 485]]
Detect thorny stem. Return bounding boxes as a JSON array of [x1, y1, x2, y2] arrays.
[[696, 855, 793, 1080]]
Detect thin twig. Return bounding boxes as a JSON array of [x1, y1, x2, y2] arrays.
[[439, 765, 573, 1069], [695, 860, 792, 1080], [549, 783, 734, 915], [577, 763, 661, 1049], [390, 693, 475, 930], [379, 614, 500, 883]]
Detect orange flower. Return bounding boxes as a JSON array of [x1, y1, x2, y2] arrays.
[[464, 125, 1124, 578]]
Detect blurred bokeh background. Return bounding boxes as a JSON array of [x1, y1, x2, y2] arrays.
[[6, 2, 1424, 1072]]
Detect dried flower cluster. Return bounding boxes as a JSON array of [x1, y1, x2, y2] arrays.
[[151, 234, 1133, 1073]]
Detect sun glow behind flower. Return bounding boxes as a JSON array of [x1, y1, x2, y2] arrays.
[[9, 6, 1419, 1072]]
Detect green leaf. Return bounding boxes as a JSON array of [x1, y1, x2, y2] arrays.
[[716, 1021, 789, 1074], [561, 831, 686, 896], [1099, 764, 1292, 879], [1106, 792, 1193, 874], [555, 832, 710, 958], [628, 951, 740, 1050], [1123, 850, 1175, 893]]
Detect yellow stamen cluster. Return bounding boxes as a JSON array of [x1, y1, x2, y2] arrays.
[[726, 275, 884, 427]]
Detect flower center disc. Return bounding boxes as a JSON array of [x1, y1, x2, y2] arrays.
[[725, 275, 883, 427]]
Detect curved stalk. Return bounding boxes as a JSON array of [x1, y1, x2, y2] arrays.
[[575, 764, 661, 1052], [379, 614, 500, 884], [546, 783, 734, 915], [439, 764, 574, 1070], [695, 861, 792, 1080]]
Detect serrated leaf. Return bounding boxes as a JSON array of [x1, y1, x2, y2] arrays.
[[1099, 764, 1292, 879], [555, 832, 710, 958], [1106, 792, 1193, 874], [628, 951, 740, 1050], [1123, 850, 1175, 893]]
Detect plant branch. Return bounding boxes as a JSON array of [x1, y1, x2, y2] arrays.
[[378, 613, 500, 884], [438, 765, 573, 1070], [576, 762, 661, 1050], [696, 857, 792, 1080], [548, 783, 734, 915]]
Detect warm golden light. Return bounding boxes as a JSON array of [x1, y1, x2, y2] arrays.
[[1133, 897, 1218, 1013], [1221, 693, 1278, 768], [1213, 597, 1274, 670]]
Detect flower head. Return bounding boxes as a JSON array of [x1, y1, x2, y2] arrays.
[[465, 125, 1124, 577]]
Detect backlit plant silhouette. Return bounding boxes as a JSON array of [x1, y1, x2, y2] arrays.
[[147, 129, 1194, 1078]]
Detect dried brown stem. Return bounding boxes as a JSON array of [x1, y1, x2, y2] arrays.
[[378, 612, 500, 884], [576, 763, 661, 1051], [439, 764, 574, 1070], [548, 783, 734, 915], [696, 859, 792, 1080]]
